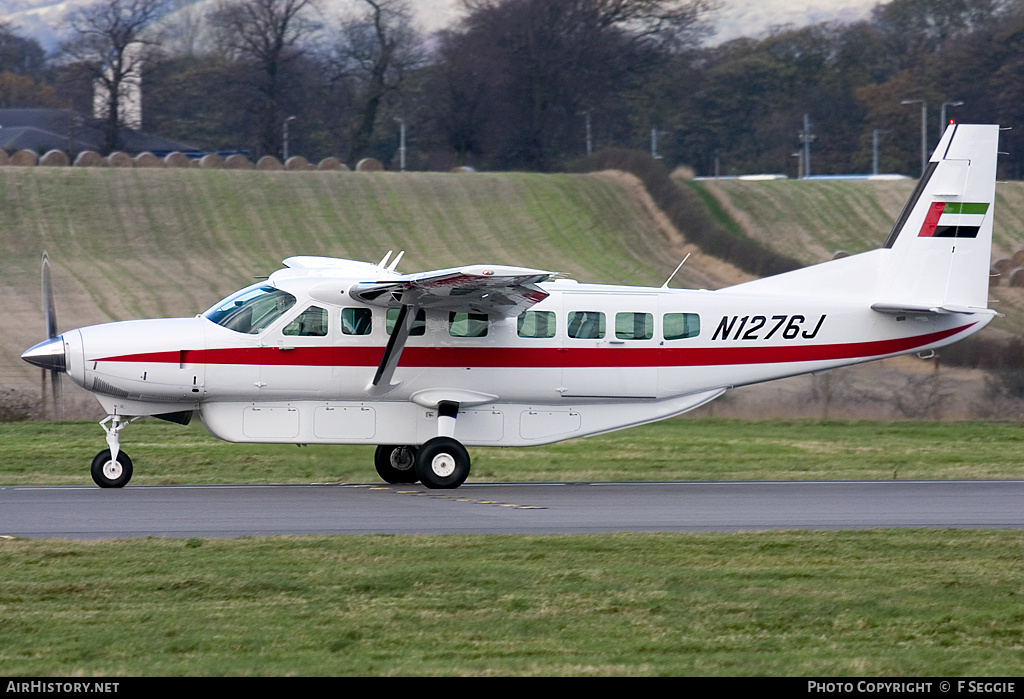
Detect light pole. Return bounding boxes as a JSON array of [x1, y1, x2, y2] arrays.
[[283, 115, 296, 161], [901, 99, 927, 177], [872, 128, 890, 176], [395, 117, 406, 171], [651, 128, 664, 159], [798, 114, 814, 178], [584, 110, 592, 157], [940, 100, 964, 135]]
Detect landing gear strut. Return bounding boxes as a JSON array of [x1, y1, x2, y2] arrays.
[[372, 401, 472, 489], [92, 415, 140, 488]]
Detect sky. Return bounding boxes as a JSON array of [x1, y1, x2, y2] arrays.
[[0, 0, 883, 52]]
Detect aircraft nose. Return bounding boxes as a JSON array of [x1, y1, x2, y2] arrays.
[[22, 336, 67, 373]]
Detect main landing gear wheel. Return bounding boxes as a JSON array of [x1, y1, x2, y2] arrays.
[[90, 449, 133, 488], [414, 437, 470, 489], [374, 445, 419, 484]]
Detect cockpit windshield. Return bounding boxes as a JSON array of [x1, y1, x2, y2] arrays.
[[203, 284, 297, 334]]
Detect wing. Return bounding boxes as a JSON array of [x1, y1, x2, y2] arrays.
[[350, 264, 552, 317], [347, 264, 553, 396]]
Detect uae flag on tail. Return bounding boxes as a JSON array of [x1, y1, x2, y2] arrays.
[[918, 201, 989, 239]]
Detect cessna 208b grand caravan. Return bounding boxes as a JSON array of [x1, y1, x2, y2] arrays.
[[23, 123, 1002, 489]]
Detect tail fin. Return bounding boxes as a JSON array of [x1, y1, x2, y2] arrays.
[[877, 123, 998, 312], [724, 123, 999, 313]]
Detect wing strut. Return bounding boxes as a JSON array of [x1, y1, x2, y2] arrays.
[[367, 303, 418, 397]]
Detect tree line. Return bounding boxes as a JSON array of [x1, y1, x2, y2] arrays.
[[2, 0, 1024, 177]]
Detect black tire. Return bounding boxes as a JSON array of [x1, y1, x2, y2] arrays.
[[374, 445, 419, 484], [90, 449, 133, 488], [414, 437, 470, 489]]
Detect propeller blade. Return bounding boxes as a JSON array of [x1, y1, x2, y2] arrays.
[[42, 251, 57, 339]]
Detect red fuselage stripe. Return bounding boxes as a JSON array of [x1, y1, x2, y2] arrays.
[[92, 323, 973, 368]]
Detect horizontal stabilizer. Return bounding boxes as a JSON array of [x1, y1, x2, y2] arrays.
[[871, 303, 996, 316]]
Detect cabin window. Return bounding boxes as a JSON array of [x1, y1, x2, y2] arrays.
[[283, 306, 329, 336], [342, 307, 372, 335], [203, 284, 296, 335], [664, 313, 700, 340], [386, 308, 426, 336], [615, 312, 653, 340], [567, 311, 605, 339], [517, 310, 556, 338], [449, 312, 489, 338]]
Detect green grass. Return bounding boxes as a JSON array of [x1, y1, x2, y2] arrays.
[[4, 420, 1023, 676], [2, 418, 1024, 486], [1, 530, 1022, 676]]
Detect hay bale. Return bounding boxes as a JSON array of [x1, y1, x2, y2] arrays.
[[257, 155, 283, 170], [0, 150, 8, 166], [10, 149, 37, 166], [1008, 267, 1024, 287], [163, 151, 191, 168], [224, 154, 254, 170], [830, 250, 851, 260], [993, 257, 1014, 275], [200, 154, 225, 169], [39, 150, 69, 167], [74, 151, 104, 167], [451, 166, 476, 173], [671, 165, 696, 179], [285, 155, 311, 171], [990, 268, 1001, 289], [107, 151, 134, 167], [355, 157, 383, 171], [1012, 249, 1024, 267], [134, 152, 161, 168], [317, 157, 347, 171]]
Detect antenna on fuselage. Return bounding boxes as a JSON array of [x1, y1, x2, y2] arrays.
[[377, 251, 393, 268], [387, 251, 404, 272], [661, 253, 691, 288]]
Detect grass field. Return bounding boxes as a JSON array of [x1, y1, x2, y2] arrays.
[[3, 169, 1024, 676], [1, 530, 1022, 676], [3, 417, 1024, 486]]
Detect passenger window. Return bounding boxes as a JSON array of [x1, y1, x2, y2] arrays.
[[518, 310, 556, 338], [567, 311, 605, 339], [283, 306, 328, 336], [449, 312, 489, 338], [664, 313, 700, 340], [615, 312, 653, 340], [386, 308, 426, 336], [342, 307, 372, 335]]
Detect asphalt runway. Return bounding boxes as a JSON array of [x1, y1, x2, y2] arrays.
[[2, 480, 1023, 539]]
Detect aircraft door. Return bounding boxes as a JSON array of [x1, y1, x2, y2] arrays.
[[258, 304, 334, 399], [561, 292, 659, 399]]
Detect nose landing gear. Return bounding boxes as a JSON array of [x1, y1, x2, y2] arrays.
[[92, 415, 141, 488]]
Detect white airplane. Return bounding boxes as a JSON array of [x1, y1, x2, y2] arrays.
[[22, 123, 1001, 489]]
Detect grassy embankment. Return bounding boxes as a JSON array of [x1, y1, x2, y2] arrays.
[[0, 166, 696, 403], [690, 177, 1024, 335]]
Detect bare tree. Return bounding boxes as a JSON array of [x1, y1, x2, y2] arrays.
[[61, 0, 169, 153], [332, 0, 425, 162], [211, 0, 319, 157]]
